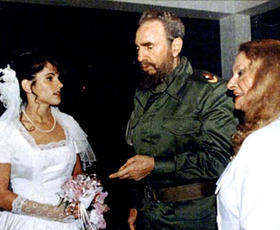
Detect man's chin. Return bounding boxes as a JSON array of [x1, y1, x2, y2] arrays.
[[139, 73, 163, 90]]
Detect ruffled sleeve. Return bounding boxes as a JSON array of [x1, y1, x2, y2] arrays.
[[53, 108, 96, 170], [0, 122, 13, 163], [72, 132, 96, 169], [0, 140, 12, 163]]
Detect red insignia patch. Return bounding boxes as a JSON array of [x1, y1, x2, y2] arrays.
[[202, 73, 218, 83], [203, 73, 214, 80]]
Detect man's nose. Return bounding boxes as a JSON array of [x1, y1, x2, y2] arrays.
[[137, 48, 145, 62]]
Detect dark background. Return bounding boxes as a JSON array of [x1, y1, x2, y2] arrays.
[[0, 2, 279, 229], [251, 7, 280, 41]]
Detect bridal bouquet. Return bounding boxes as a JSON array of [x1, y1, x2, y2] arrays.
[[59, 174, 109, 230]]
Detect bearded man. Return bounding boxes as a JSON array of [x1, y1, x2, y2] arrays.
[[110, 10, 237, 230]]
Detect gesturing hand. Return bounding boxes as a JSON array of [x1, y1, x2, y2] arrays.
[[109, 155, 154, 181]]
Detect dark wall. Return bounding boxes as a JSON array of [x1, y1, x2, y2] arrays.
[[0, 2, 221, 229], [251, 7, 280, 40]]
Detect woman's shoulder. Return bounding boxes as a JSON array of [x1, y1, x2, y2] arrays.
[[0, 120, 17, 131], [0, 120, 17, 143], [0, 120, 7, 128], [52, 107, 78, 124], [239, 118, 280, 159], [52, 107, 86, 138], [246, 118, 280, 143]]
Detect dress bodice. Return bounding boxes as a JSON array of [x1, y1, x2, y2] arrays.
[[9, 121, 76, 205], [0, 108, 94, 230]]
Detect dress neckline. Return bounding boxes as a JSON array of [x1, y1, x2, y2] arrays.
[[15, 110, 68, 151]]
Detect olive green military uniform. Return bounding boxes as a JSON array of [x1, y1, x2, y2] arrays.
[[126, 57, 237, 230]]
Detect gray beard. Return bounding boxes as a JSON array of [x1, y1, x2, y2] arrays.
[[139, 59, 174, 90]]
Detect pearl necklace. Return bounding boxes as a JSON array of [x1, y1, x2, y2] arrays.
[[22, 109, 57, 133]]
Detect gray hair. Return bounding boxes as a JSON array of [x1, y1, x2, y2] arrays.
[[138, 10, 185, 41]]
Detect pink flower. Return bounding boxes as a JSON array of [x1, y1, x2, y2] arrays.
[[93, 202, 109, 214], [94, 192, 108, 204], [59, 174, 109, 229], [89, 210, 107, 229]]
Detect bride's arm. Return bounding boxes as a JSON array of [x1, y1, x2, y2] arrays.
[[72, 155, 83, 178], [0, 163, 17, 211], [0, 163, 77, 222]]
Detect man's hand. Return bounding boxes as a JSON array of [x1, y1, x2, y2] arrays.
[[128, 208, 137, 230], [109, 155, 154, 181]]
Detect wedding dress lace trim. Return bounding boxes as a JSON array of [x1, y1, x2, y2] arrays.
[[11, 195, 26, 214], [37, 140, 66, 150]]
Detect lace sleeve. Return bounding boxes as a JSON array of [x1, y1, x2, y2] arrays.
[[12, 195, 75, 223]]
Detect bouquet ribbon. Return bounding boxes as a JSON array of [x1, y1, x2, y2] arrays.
[[79, 203, 96, 230]]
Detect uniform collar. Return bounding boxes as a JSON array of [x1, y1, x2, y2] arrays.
[[165, 57, 193, 101], [153, 56, 193, 94]]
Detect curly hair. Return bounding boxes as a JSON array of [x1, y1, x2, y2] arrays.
[[233, 39, 280, 152], [138, 10, 185, 42], [10, 52, 58, 104]]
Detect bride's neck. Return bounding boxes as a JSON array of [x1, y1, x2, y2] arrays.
[[24, 104, 52, 122]]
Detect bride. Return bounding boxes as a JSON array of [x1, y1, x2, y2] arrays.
[[0, 52, 95, 229]]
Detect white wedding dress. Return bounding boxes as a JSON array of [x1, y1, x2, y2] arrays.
[[0, 107, 95, 230]]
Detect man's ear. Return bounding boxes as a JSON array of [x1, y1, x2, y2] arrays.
[[21, 79, 32, 93], [171, 37, 183, 58]]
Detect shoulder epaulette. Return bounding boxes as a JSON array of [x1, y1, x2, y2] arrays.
[[202, 73, 218, 83]]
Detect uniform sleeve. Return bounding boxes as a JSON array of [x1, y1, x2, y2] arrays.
[[0, 140, 12, 163], [154, 82, 238, 179]]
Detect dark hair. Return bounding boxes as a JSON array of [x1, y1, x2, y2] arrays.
[[233, 39, 280, 152], [10, 52, 59, 103], [138, 10, 185, 42]]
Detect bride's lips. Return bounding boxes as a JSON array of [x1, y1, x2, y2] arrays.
[[53, 91, 61, 96]]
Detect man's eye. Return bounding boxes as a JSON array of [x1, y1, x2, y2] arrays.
[[46, 77, 53, 81], [147, 45, 153, 50]]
